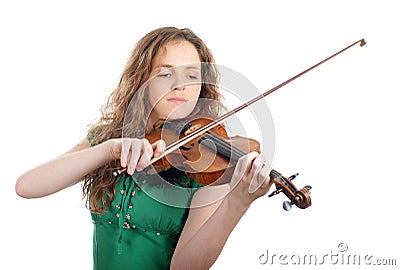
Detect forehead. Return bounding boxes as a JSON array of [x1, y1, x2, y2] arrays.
[[152, 40, 201, 68]]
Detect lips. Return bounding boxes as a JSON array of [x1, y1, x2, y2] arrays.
[[167, 96, 188, 104]]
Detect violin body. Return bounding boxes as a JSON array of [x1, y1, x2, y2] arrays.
[[146, 117, 259, 185]]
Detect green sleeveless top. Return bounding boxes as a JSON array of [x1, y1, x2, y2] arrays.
[[87, 133, 202, 269], [91, 172, 202, 270]]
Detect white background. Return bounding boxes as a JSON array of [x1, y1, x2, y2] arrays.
[[2, 0, 399, 269]]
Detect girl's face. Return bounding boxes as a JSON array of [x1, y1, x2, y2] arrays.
[[147, 40, 202, 121]]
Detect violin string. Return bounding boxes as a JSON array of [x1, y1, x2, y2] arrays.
[[201, 132, 282, 179], [201, 133, 243, 161]]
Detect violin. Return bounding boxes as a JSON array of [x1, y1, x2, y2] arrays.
[[146, 117, 312, 211], [117, 38, 366, 211]]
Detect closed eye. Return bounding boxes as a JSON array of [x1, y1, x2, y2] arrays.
[[158, 72, 172, 78], [188, 75, 198, 80]]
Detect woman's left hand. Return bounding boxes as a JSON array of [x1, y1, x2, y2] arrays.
[[226, 152, 273, 211]]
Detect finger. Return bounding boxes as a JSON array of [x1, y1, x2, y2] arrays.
[[136, 139, 153, 171], [260, 162, 273, 191], [121, 139, 131, 168], [127, 140, 141, 175], [244, 151, 259, 168], [232, 152, 259, 187], [248, 154, 265, 193], [152, 139, 166, 159], [259, 161, 271, 183], [249, 155, 270, 193]]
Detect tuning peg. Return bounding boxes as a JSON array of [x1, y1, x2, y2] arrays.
[[268, 188, 283, 198], [283, 201, 293, 211], [304, 185, 312, 190], [288, 173, 299, 181]]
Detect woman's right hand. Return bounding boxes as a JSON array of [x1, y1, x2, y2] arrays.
[[109, 138, 165, 175]]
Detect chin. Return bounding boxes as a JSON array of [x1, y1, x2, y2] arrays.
[[166, 111, 191, 120], [166, 105, 196, 120]]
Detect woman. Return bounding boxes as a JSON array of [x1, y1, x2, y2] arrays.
[[16, 27, 272, 270]]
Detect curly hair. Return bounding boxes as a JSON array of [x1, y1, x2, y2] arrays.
[[82, 27, 222, 213]]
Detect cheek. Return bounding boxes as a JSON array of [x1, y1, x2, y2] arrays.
[[151, 100, 169, 120], [153, 102, 167, 113], [147, 83, 168, 109], [188, 85, 202, 100], [148, 92, 158, 109]]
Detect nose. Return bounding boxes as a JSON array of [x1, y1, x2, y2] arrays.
[[171, 72, 187, 91], [172, 84, 185, 91]]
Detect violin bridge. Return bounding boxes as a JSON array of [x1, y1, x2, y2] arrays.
[[183, 124, 202, 136]]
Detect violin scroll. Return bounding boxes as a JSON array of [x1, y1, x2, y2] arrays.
[[268, 171, 312, 211]]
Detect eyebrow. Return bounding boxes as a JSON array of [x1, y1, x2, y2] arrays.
[[153, 64, 201, 70], [154, 64, 174, 69]]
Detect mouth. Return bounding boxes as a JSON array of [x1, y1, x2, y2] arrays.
[[167, 96, 188, 105]]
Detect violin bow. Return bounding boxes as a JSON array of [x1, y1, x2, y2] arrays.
[[148, 38, 367, 165]]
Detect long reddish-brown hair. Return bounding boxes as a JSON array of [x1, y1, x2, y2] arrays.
[[82, 27, 222, 213]]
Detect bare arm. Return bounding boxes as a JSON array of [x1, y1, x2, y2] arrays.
[[15, 138, 116, 198], [170, 185, 239, 270], [15, 136, 165, 199], [170, 152, 273, 270]]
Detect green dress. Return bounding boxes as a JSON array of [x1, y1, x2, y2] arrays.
[[91, 172, 202, 270]]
